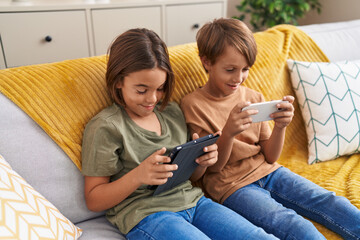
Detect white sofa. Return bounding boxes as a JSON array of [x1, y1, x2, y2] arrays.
[[0, 19, 359, 239]]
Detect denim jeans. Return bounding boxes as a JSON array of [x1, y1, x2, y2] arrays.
[[223, 167, 360, 240], [126, 196, 278, 240]]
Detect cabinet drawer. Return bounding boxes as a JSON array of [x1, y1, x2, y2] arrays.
[[166, 2, 223, 46], [92, 6, 162, 56], [0, 11, 90, 68]]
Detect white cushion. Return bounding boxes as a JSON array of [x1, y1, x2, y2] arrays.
[[0, 154, 82, 239], [287, 59, 360, 164], [298, 19, 360, 62]]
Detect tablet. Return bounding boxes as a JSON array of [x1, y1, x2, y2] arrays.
[[241, 100, 288, 123], [152, 134, 220, 196]]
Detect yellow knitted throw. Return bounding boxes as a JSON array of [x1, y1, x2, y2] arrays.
[[1, 24, 359, 239], [0, 56, 111, 169]]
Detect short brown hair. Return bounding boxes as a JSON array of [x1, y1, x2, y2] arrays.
[[106, 28, 174, 110], [196, 18, 257, 67]]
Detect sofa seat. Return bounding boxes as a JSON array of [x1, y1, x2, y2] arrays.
[[76, 217, 125, 239]]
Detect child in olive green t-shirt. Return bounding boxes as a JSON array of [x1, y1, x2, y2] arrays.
[[81, 28, 277, 239]]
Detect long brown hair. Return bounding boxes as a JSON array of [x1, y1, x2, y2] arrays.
[[196, 18, 257, 69], [106, 28, 174, 110]]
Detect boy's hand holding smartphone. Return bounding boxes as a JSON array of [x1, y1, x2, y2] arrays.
[[223, 96, 295, 138], [222, 101, 258, 138], [270, 96, 295, 128], [242, 100, 289, 123], [241, 96, 294, 126]]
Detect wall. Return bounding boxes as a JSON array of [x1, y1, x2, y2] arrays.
[[3, 0, 359, 25], [227, 0, 360, 26], [298, 0, 360, 25]]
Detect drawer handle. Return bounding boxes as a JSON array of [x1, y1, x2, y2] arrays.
[[192, 24, 200, 29], [44, 36, 52, 42]]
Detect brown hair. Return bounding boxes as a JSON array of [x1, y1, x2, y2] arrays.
[[106, 28, 174, 110], [196, 18, 257, 68]]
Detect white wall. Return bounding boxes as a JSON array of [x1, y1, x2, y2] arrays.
[[227, 0, 240, 19], [227, 0, 360, 25], [298, 0, 360, 25], [3, 0, 359, 25]]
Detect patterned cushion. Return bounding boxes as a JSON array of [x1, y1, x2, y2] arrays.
[[0, 154, 82, 239], [287, 59, 360, 164]]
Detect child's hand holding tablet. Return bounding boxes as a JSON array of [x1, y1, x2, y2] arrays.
[[152, 134, 220, 196]]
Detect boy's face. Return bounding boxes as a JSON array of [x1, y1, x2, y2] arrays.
[[116, 68, 166, 119], [202, 45, 250, 98]]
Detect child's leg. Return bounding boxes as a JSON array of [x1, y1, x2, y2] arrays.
[[223, 176, 326, 240], [126, 209, 211, 240], [264, 167, 360, 240], [192, 196, 278, 240]]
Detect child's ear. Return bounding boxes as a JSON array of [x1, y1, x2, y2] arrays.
[[200, 56, 211, 71]]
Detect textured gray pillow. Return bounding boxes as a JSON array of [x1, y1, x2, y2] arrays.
[[0, 93, 104, 224]]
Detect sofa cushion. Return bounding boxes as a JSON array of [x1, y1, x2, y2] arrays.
[[298, 19, 360, 62], [76, 216, 125, 240], [0, 93, 104, 224], [0, 154, 82, 239], [287, 59, 360, 164]]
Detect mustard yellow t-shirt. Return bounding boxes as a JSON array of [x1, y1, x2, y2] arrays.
[[181, 86, 280, 204], [81, 102, 203, 234]]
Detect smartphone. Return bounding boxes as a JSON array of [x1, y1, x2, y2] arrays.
[[241, 100, 288, 122]]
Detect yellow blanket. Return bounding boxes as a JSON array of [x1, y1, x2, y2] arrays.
[[0, 24, 359, 239], [0, 56, 111, 169]]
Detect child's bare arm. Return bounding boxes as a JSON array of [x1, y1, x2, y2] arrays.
[[84, 148, 177, 212], [208, 102, 257, 172], [259, 126, 286, 163], [260, 96, 295, 163], [84, 171, 140, 212]]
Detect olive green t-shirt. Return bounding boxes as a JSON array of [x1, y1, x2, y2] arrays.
[[81, 102, 203, 234]]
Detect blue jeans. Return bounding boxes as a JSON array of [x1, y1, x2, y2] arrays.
[[126, 196, 278, 240], [223, 167, 360, 240]]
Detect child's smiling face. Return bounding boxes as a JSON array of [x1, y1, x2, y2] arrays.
[[116, 67, 166, 119], [202, 44, 250, 98]]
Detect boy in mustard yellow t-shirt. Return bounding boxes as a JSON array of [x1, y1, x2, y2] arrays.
[[181, 18, 360, 240]]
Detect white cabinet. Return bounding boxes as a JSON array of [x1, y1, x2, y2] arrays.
[[0, 11, 90, 68], [0, 0, 226, 69], [166, 2, 224, 46], [92, 6, 162, 55]]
